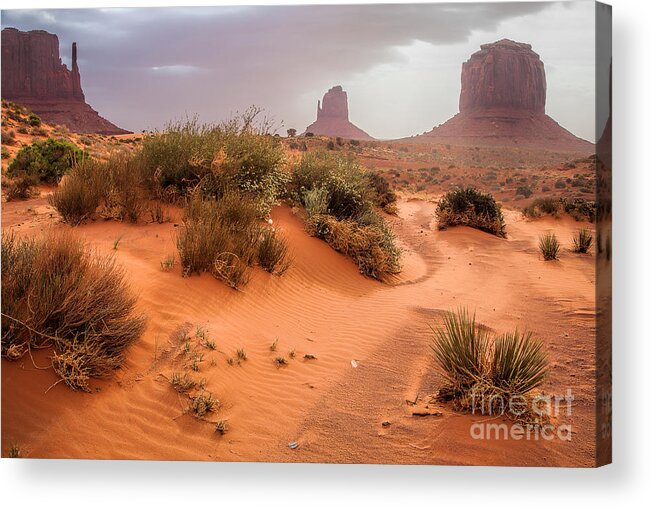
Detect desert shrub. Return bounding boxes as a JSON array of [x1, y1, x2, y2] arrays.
[[561, 198, 596, 222], [7, 138, 83, 183], [516, 185, 533, 198], [522, 197, 561, 218], [572, 228, 593, 253], [293, 150, 375, 220], [5, 172, 39, 201], [368, 171, 397, 211], [177, 192, 263, 288], [140, 110, 288, 215], [539, 232, 560, 260], [258, 227, 291, 275], [2, 128, 16, 145], [102, 153, 144, 222], [1, 233, 146, 390], [294, 151, 401, 278], [48, 154, 143, 224], [48, 160, 107, 224], [436, 187, 506, 237], [326, 140, 336, 150], [1, 146, 10, 159], [307, 213, 400, 279], [27, 113, 41, 126], [302, 186, 329, 217], [432, 308, 548, 418], [554, 179, 567, 189]]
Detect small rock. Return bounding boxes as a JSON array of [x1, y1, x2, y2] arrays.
[[382, 421, 391, 427], [288, 441, 299, 449]]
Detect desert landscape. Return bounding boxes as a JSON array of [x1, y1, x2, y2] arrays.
[[1, 5, 610, 467]]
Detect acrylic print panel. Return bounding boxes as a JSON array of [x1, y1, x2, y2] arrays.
[[0, 1, 611, 467]]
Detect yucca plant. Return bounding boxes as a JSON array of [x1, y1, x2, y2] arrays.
[[491, 330, 548, 395], [430, 308, 489, 393], [572, 228, 593, 254], [539, 232, 560, 260]]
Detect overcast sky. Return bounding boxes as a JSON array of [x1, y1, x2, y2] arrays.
[[1, 1, 598, 141]]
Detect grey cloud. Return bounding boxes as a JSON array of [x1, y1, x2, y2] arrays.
[[2, 2, 593, 140]]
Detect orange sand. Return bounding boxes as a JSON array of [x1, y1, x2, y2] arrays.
[[1, 196, 596, 465]]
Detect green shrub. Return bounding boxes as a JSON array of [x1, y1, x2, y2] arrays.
[[432, 308, 548, 417], [293, 150, 374, 220], [1, 233, 146, 390], [572, 228, 593, 253], [302, 186, 329, 217], [436, 187, 506, 237], [1, 146, 10, 159], [554, 179, 567, 189], [539, 232, 560, 260], [258, 226, 291, 275], [294, 151, 401, 279], [7, 138, 83, 183], [140, 110, 288, 215], [561, 198, 596, 222], [27, 113, 41, 127]]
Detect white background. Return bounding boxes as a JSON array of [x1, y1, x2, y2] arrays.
[[1, 0, 649, 504]]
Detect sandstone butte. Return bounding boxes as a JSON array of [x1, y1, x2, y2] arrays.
[[1, 27, 129, 135], [304, 85, 373, 141], [412, 39, 594, 153]]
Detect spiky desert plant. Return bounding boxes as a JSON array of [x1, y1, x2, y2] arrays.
[[491, 330, 548, 395], [430, 308, 489, 393], [539, 232, 560, 260], [572, 228, 593, 254]]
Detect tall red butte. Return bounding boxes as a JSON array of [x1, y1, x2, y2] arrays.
[[412, 39, 593, 153], [304, 85, 373, 140], [1, 28, 129, 135]]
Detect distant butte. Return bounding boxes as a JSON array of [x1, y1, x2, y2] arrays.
[[305, 85, 373, 140], [1, 28, 129, 135], [411, 39, 593, 153]]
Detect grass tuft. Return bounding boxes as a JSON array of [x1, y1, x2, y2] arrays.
[[170, 372, 196, 393], [572, 228, 593, 254], [190, 391, 217, 418], [432, 308, 549, 420], [539, 232, 560, 260]]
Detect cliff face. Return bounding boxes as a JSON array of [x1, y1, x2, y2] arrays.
[[413, 39, 593, 154], [1, 28, 129, 135], [459, 39, 546, 114], [305, 86, 373, 140]]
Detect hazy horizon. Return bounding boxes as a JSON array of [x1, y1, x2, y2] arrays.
[[1, 1, 599, 141]]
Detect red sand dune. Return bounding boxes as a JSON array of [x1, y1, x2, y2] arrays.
[[1, 195, 596, 465]]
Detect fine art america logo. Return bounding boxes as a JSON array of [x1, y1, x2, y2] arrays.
[[469, 389, 574, 441]]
